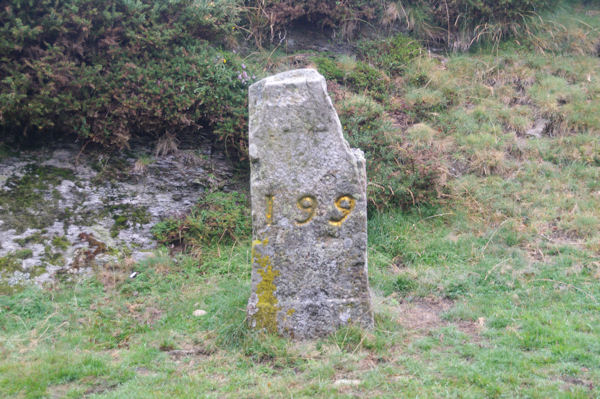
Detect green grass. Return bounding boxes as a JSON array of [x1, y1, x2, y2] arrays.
[[1, 198, 598, 397], [1, 3, 600, 398]]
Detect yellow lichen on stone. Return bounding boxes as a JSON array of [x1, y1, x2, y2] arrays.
[[252, 238, 280, 332]]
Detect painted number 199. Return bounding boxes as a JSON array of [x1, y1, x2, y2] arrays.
[[265, 194, 356, 227]]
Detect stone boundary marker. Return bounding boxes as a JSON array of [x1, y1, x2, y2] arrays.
[[246, 69, 373, 339]]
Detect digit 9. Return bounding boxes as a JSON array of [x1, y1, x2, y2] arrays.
[[295, 195, 317, 225], [329, 195, 355, 226]]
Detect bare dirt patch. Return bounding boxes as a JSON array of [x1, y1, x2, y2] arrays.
[[393, 296, 453, 333], [130, 305, 163, 326], [83, 380, 120, 396], [560, 374, 595, 392], [166, 341, 216, 361], [390, 296, 484, 342]]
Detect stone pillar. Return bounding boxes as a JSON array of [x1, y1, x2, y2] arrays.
[[247, 69, 373, 339]]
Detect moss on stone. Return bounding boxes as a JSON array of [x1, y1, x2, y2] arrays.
[[0, 255, 47, 295], [15, 232, 46, 246], [43, 245, 64, 266], [14, 249, 33, 259], [107, 204, 150, 238], [51, 236, 70, 251], [0, 255, 20, 273], [0, 164, 76, 233], [91, 156, 130, 184]]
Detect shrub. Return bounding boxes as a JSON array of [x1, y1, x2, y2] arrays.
[[338, 94, 447, 210], [312, 56, 345, 82], [151, 191, 251, 252], [346, 61, 391, 101], [0, 0, 252, 157], [244, 0, 391, 46]]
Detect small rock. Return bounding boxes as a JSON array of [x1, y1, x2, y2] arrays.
[[192, 309, 207, 317], [95, 254, 118, 267], [526, 119, 548, 138]]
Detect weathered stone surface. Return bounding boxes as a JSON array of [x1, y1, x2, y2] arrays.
[[247, 69, 373, 339], [0, 137, 234, 290]]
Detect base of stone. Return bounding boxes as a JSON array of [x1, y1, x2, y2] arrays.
[[274, 298, 373, 339]]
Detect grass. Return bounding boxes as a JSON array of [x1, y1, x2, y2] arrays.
[[1, 202, 598, 397], [1, 3, 600, 398]]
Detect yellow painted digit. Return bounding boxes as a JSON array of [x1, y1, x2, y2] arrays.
[[265, 195, 274, 225], [329, 195, 355, 226], [296, 195, 317, 225]]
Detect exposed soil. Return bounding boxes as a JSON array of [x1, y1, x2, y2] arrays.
[[391, 296, 484, 341]]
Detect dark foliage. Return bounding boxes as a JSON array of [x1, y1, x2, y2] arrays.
[[244, 0, 390, 46], [0, 0, 251, 156]]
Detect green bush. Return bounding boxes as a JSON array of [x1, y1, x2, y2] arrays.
[[346, 61, 391, 101], [338, 94, 446, 210], [0, 0, 252, 157], [312, 56, 345, 82], [151, 191, 251, 251]]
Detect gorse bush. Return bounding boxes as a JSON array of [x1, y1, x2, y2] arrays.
[[243, 0, 392, 46], [0, 0, 567, 157], [338, 94, 447, 210], [0, 0, 252, 156]]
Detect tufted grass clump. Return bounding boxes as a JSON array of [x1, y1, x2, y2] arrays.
[[357, 33, 423, 76], [151, 191, 251, 253], [313, 56, 391, 101]]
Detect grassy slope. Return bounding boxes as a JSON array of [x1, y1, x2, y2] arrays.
[[1, 4, 600, 398]]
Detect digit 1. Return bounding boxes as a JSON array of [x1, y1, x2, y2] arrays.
[[265, 195, 274, 225]]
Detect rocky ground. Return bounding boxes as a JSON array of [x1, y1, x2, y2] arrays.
[[0, 137, 236, 292]]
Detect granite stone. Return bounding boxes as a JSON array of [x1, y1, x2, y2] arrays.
[[247, 69, 373, 338]]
